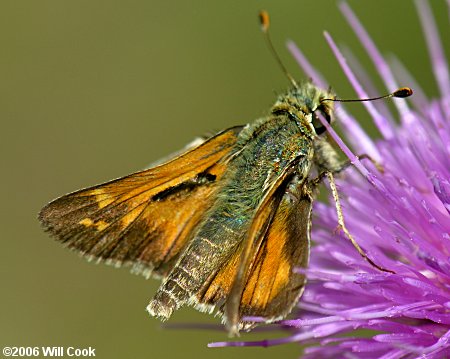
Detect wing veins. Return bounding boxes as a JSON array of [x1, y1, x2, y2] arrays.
[[81, 199, 151, 256], [53, 170, 210, 222]]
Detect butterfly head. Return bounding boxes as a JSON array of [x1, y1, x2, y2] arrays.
[[272, 82, 336, 137]]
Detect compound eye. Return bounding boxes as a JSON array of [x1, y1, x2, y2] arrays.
[[311, 107, 331, 135]]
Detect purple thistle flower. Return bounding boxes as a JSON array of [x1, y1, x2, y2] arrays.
[[210, 1, 450, 357]]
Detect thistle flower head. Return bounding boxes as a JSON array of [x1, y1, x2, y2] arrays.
[[211, 1, 450, 357]]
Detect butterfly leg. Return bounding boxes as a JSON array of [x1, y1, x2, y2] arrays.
[[324, 171, 394, 273], [312, 140, 392, 273]]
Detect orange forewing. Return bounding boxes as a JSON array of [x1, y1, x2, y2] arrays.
[[240, 185, 312, 319], [198, 177, 312, 327], [39, 127, 242, 277]]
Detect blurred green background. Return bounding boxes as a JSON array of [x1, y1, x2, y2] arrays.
[[1, 1, 448, 358]]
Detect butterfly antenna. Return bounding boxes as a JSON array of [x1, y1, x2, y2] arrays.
[[321, 87, 413, 103], [259, 10, 298, 89]]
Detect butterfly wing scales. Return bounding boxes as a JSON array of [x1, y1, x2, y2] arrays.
[[39, 127, 242, 277], [197, 174, 312, 329], [239, 182, 312, 320]]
